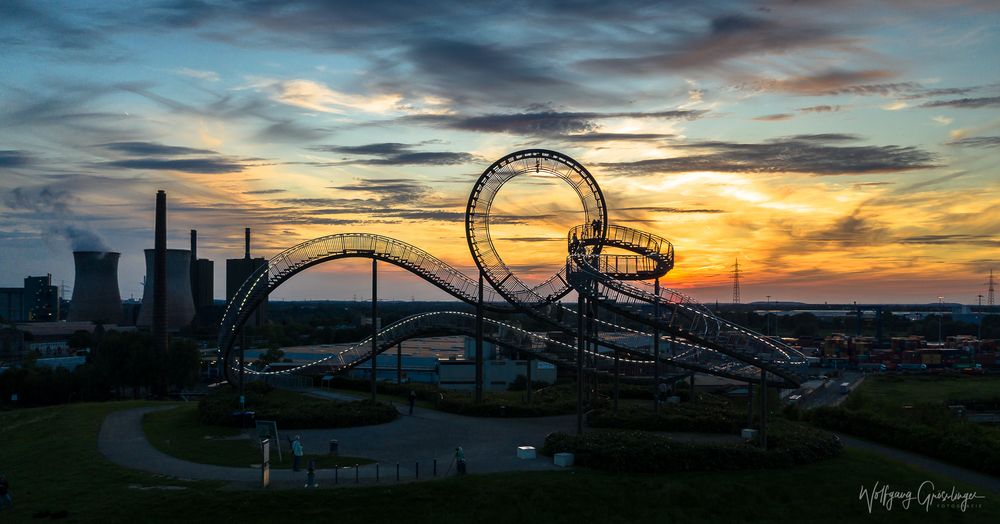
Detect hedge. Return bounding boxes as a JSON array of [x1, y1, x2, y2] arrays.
[[199, 382, 398, 429], [807, 406, 1000, 476], [542, 422, 842, 473], [587, 394, 743, 433]]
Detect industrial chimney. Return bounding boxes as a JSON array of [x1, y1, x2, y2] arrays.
[[67, 251, 123, 324], [138, 249, 196, 330]]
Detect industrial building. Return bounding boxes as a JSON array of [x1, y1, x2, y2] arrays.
[[0, 275, 60, 322], [67, 251, 123, 324], [189, 230, 215, 323], [137, 248, 196, 330], [226, 227, 267, 327]]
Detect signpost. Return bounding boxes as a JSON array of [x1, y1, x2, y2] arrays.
[[260, 438, 270, 488], [255, 420, 282, 462]]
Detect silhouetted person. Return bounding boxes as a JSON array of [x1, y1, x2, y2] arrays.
[[292, 435, 304, 471], [591, 218, 601, 237], [455, 446, 466, 475], [570, 232, 580, 254], [0, 475, 11, 511], [409, 390, 417, 414]]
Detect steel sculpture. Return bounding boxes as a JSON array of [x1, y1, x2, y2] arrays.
[[218, 150, 807, 392]]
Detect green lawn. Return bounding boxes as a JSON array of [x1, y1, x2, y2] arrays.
[[142, 402, 374, 469], [854, 375, 1000, 408], [0, 401, 997, 522]]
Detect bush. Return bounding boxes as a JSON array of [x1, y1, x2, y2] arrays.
[[806, 406, 1000, 476], [587, 394, 742, 433], [198, 384, 398, 429], [542, 422, 842, 473]]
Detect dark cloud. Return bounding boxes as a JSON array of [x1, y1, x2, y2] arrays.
[[797, 105, 842, 113], [598, 136, 936, 175], [493, 237, 562, 243], [243, 189, 288, 195], [789, 134, 860, 142], [0, 150, 32, 168], [310, 143, 478, 166], [802, 209, 889, 245], [742, 71, 904, 96], [0, 0, 107, 51], [328, 178, 430, 204], [100, 158, 245, 174], [921, 96, 1000, 109], [900, 86, 982, 100], [98, 141, 217, 156], [613, 206, 725, 214], [555, 132, 675, 143], [579, 14, 851, 75], [254, 120, 334, 143], [403, 109, 705, 137], [403, 38, 579, 103], [947, 136, 1000, 148], [899, 235, 1000, 247], [753, 113, 793, 121]]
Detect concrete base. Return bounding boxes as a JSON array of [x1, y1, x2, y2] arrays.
[[741, 428, 759, 441], [553, 452, 574, 467], [666, 396, 681, 404], [517, 446, 536, 459]]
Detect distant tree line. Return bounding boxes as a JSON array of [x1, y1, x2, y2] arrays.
[[0, 329, 201, 408]]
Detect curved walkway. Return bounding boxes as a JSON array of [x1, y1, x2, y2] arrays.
[[99, 393, 1000, 493], [99, 396, 578, 487]]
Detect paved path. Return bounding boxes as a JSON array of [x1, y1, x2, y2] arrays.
[[98, 394, 577, 487], [99, 390, 1000, 494], [838, 434, 1000, 494]]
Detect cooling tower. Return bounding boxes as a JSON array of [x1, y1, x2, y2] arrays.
[[137, 248, 196, 330], [68, 251, 123, 324]]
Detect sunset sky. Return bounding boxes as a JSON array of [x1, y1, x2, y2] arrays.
[[1, 0, 998, 304]]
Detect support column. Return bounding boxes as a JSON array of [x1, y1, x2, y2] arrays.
[[576, 291, 585, 436], [371, 259, 377, 402], [760, 369, 768, 449], [239, 330, 246, 410], [475, 272, 484, 403], [613, 349, 620, 414], [526, 354, 533, 404], [396, 343, 402, 384], [690, 374, 696, 403], [653, 278, 660, 412], [746, 381, 754, 428]]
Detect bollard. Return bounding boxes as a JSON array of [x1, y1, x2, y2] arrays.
[[396, 462, 400, 481], [433, 458, 437, 476], [355, 464, 359, 484], [376, 462, 380, 482], [415, 461, 419, 479], [334, 466, 338, 485]]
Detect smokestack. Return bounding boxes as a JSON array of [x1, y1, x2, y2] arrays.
[[190, 229, 197, 261], [190, 229, 198, 313], [153, 190, 167, 361], [244, 227, 251, 260], [68, 251, 123, 324]]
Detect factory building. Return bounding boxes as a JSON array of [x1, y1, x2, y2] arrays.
[[67, 251, 123, 324], [189, 230, 215, 323], [0, 288, 24, 322], [0, 275, 60, 322], [226, 227, 267, 327]]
